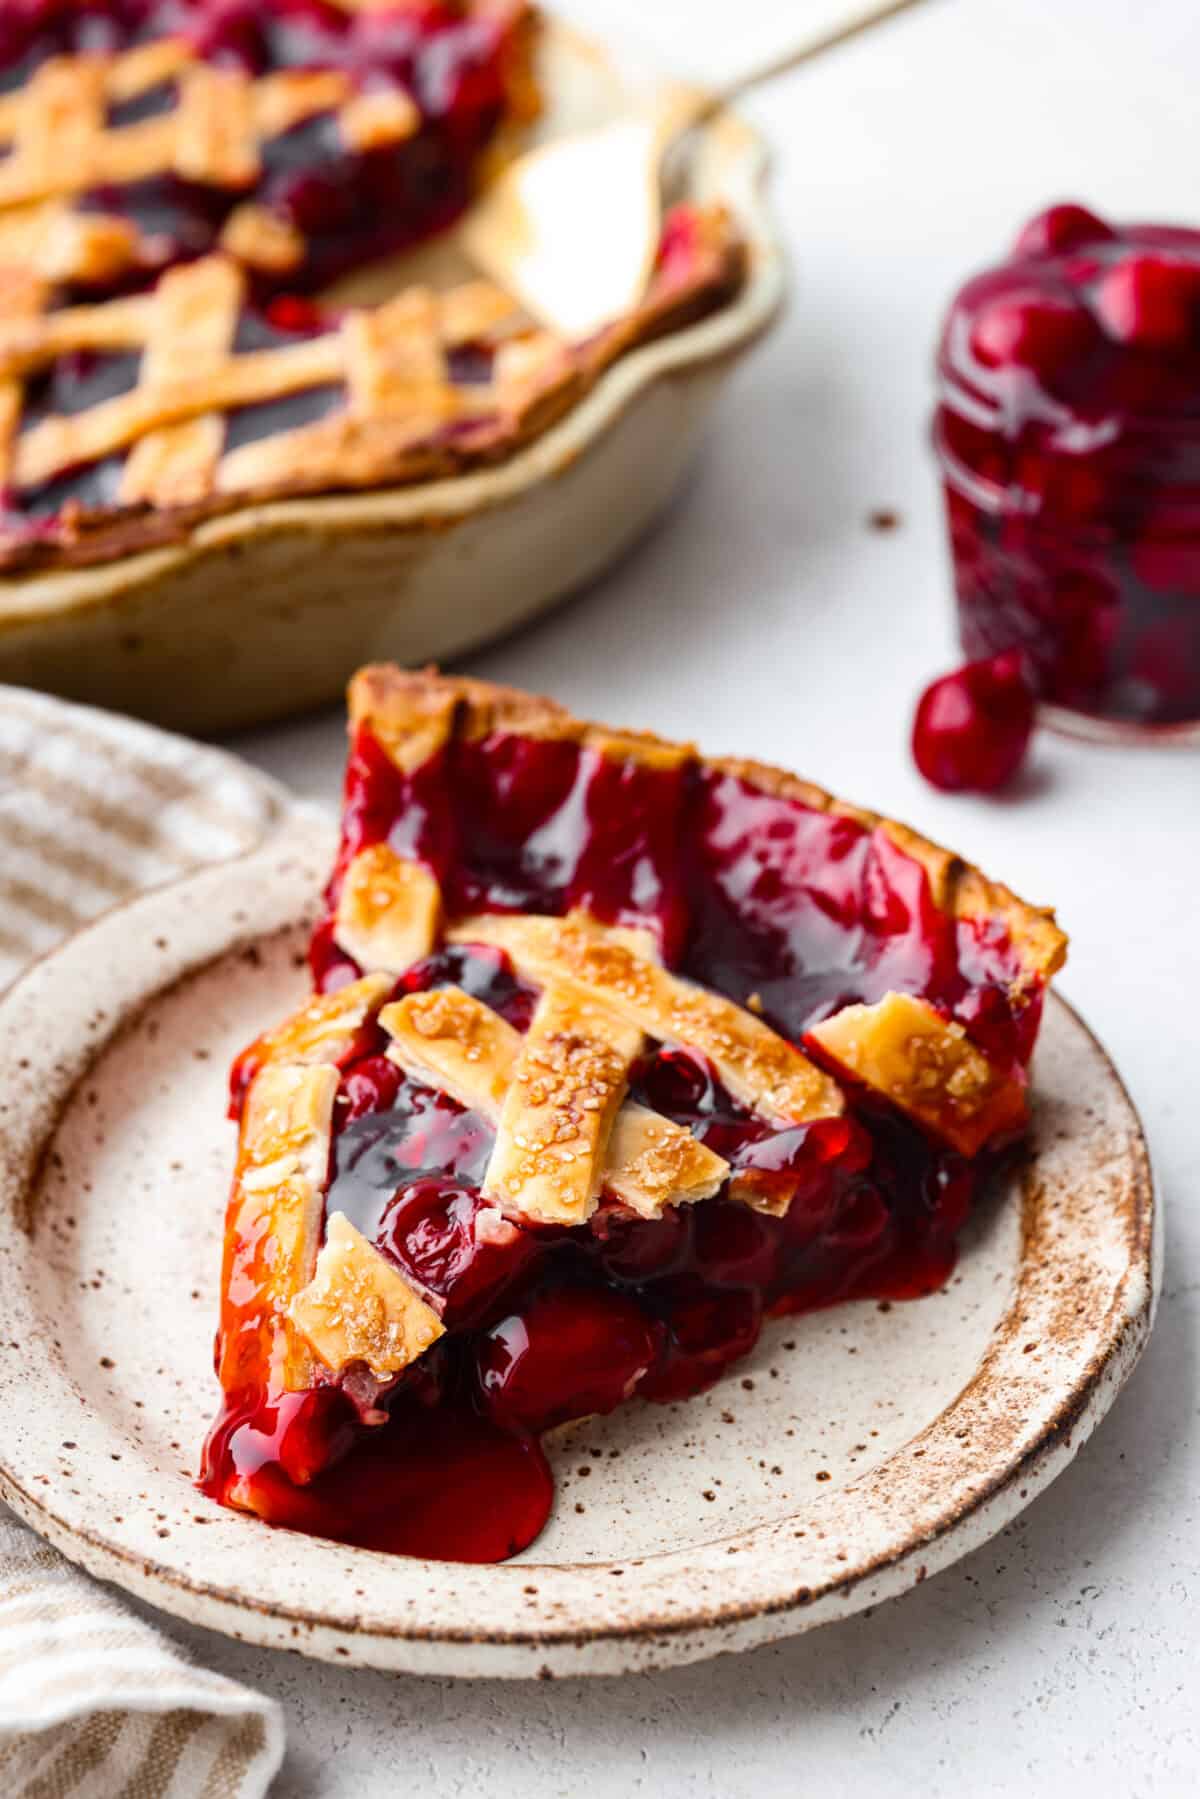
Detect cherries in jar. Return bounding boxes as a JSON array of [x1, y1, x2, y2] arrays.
[[934, 202, 1200, 736]]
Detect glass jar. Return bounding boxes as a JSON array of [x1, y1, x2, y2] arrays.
[[934, 203, 1200, 741]]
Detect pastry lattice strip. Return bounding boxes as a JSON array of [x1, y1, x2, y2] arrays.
[[330, 837, 844, 1221], [0, 44, 422, 285], [0, 254, 550, 501], [227, 1053, 445, 1396], [380, 984, 731, 1225], [226, 963, 727, 1395], [444, 911, 846, 1129]]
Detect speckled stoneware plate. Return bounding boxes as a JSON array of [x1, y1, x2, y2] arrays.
[[0, 22, 784, 737], [0, 821, 1158, 1678]]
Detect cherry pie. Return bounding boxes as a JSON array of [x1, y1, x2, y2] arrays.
[[201, 666, 1068, 1562], [0, 1, 747, 572]]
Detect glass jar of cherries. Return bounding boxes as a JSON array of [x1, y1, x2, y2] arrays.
[[934, 203, 1200, 740]]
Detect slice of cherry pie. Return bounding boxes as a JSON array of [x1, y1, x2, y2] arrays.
[[200, 666, 1068, 1563]]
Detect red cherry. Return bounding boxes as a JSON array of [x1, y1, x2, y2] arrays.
[[825, 1182, 889, 1251], [596, 1205, 692, 1282], [637, 1046, 719, 1117], [911, 652, 1036, 794], [379, 1178, 538, 1327], [968, 291, 1098, 378], [639, 1285, 763, 1403], [1132, 524, 1200, 595], [190, 1, 268, 71], [256, 1388, 358, 1490], [1095, 254, 1200, 349], [477, 1286, 660, 1432], [273, 170, 355, 236], [691, 1200, 780, 1291], [338, 1055, 403, 1122], [1013, 203, 1115, 258], [922, 1160, 974, 1235], [265, 295, 329, 338]]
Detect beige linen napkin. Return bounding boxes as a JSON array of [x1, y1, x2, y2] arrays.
[[0, 686, 293, 1797]]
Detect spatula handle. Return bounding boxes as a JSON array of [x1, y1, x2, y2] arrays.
[[719, 0, 931, 105], [646, 0, 933, 148]]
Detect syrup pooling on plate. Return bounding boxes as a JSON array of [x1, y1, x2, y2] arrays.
[[201, 724, 1035, 1564]]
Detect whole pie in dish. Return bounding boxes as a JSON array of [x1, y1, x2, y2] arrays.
[[0, 0, 746, 573], [200, 667, 1068, 1562]]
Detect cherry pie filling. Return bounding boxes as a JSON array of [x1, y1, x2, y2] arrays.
[[0, 0, 535, 299], [201, 717, 1050, 1563], [936, 203, 1200, 727], [7, 296, 339, 525]]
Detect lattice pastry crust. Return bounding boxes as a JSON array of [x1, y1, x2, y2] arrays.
[[0, 206, 745, 572]]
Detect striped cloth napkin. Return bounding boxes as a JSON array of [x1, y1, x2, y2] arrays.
[[0, 686, 294, 1797]]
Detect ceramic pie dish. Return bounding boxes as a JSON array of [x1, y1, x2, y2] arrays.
[[0, 9, 783, 735], [0, 681, 1157, 1675]]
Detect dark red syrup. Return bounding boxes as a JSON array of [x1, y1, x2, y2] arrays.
[[201, 1379, 554, 1561], [202, 727, 1039, 1563], [936, 202, 1200, 728]]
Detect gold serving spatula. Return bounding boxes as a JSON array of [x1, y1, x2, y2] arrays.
[[462, 0, 929, 339]]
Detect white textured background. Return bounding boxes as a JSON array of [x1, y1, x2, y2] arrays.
[[165, 0, 1200, 1790]]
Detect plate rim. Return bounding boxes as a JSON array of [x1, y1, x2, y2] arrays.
[[0, 823, 1159, 1676]]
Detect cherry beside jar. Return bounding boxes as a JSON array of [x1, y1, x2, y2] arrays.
[[934, 202, 1200, 740]]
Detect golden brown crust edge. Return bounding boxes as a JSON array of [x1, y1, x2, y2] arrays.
[[347, 666, 1068, 987]]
